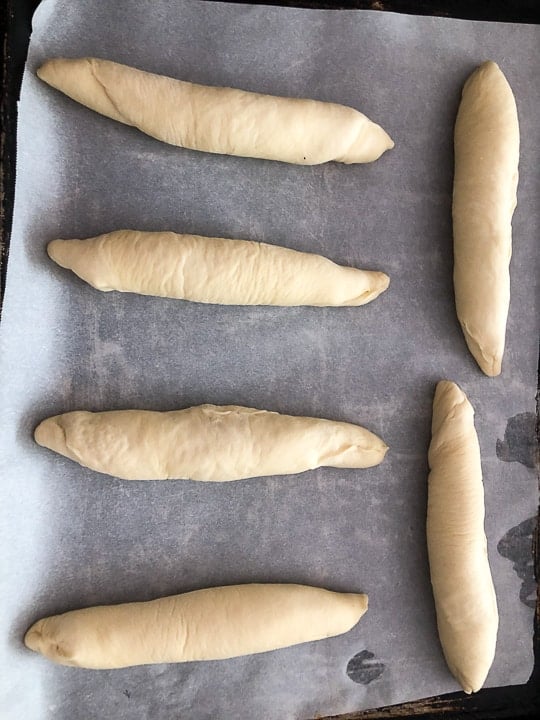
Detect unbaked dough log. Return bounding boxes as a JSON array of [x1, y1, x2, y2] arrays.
[[34, 405, 388, 481], [47, 230, 389, 306], [24, 583, 368, 669], [453, 61, 519, 377], [427, 381, 498, 694], [37, 57, 394, 164]]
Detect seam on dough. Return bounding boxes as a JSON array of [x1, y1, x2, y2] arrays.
[[61, 430, 88, 468], [88, 60, 131, 127], [431, 399, 467, 441], [334, 116, 366, 163], [59, 418, 96, 471], [318, 442, 360, 466], [461, 320, 498, 375]]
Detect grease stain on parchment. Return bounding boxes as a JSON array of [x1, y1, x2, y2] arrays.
[[497, 517, 537, 609], [496, 412, 538, 470], [346, 650, 385, 684]]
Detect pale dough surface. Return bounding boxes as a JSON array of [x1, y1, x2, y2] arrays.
[[427, 381, 498, 694], [34, 404, 388, 481], [453, 61, 519, 377], [47, 230, 389, 306], [37, 57, 394, 165], [24, 583, 368, 669]]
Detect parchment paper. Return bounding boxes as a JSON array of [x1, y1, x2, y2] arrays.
[[1, 1, 539, 718]]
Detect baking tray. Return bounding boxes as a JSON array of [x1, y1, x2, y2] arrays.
[[1, 1, 538, 718]]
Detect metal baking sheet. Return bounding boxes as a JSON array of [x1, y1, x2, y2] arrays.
[[1, 1, 538, 718]]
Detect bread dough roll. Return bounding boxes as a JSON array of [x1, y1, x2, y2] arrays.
[[37, 57, 394, 165], [47, 230, 389, 306], [34, 404, 388, 481], [24, 583, 368, 669], [427, 381, 498, 694], [453, 61, 519, 376]]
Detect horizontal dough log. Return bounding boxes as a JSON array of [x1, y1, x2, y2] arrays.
[[37, 57, 394, 164], [427, 381, 498, 693], [24, 583, 368, 669], [47, 230, 389, 306], [453, 61, 519, 376], [34, 405, 388, 481]]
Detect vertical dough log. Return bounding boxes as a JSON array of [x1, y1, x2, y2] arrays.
[[427, 381, 498, 693], [24, 584, 368, 669], [453, 61, 519, 376], [47, 230, 389, 306], [37, 57, 394, 164], [34, 405, 388, 481]]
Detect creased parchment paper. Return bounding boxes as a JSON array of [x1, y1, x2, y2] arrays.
[[1, 1, 538, 718]]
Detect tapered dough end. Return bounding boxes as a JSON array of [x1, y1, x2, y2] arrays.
[[47, 238, 92, 283], [34, 414, 87, 469], [342, 120, 394, 163], [24, 619, 50, 655], [453, 666, 489, 695], [373, 439, 390, 465], [461, 327, 502, 377], [47, 238, 78, 269], [374, 123, 395, 153], [459, 61, 516, 117], [36, 58, 60, 85], [382, 127, 395, 151], [34, 416, 68, 456], [442, 608, 498, 694], [343, 268, 390, 306], [344, 593, 369, 631], [431, 380, 469, 434], [463, 60, 504, 93], [24, 621, 43, 652], [47, 238, 114, 292], [433, 379, 465, 406], [37, 57, 90, 97], [354, 592, 369, 618], [362, 121, 395, 161], [446, 636, 496, 694], [24, 617, 74, 665], [37, 58, 127, 124], [329, 431, 388, 469], [364, 271, 390, 303], [330, 591, 369, 635]]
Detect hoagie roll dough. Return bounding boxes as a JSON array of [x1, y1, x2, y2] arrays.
[[427, 381, 498, 693], [34, 405, 388, 481], [24, 584, 368, 669], [453, 61, 519, 376], [47, 230, 389, 306], [37, 57, 394, 165]]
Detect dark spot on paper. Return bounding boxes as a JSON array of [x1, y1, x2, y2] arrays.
[[496, 413, 538, 469], [346, 650, 385, 684], [497, 517, 537, 608]]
